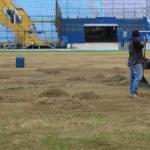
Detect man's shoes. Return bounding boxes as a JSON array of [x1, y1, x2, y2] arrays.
[[129, 93, 140, 98]]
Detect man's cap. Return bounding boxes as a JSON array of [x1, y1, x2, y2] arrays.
[[132, 30, 140, 38]]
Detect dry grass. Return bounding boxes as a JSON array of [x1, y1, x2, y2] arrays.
[[0, 51, 150, 150], [0, 95, 4, 101], [73, 91, 100, 100], [36, 68, 62, 75], [102, 74, 129, 86], [67, 76, 87, 81], [39, 88, 69, 98]]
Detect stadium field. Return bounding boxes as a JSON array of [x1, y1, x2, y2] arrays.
[[0, 51, 150, 150]]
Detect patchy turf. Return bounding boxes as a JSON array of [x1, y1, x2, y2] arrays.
[[39, 88, 69, 98], [0, 95, 4, 101], [103, 74, 128, 83], [67, 76, 87, 81], [92, 73, 105, 79], [73, 91, 100, 100], [102, 74, 129, 86], [0, 51, 150, 150], [36, 68, 62, 75]]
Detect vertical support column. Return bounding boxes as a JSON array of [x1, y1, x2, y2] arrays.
[[6, 14, 8, 42], [14, 10, 16, 24], [17, 24, 19, 42], [24, 30, 25, 46]]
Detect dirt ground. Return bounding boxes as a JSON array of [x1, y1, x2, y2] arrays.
[[0, 51, 150, 150], [0, 51, 150, 113]]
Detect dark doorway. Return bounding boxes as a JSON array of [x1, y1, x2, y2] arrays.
[[84, 26, 118, 42]]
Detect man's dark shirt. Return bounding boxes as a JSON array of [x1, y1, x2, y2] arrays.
[[128, 38, 144, 66]]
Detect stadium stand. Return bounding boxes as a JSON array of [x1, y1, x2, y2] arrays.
[[101, 0, 147, 19], [58, 0, 105, 18], [0, 23, 16, 42], [12, 0, 59, 42], [0, 0, 150, 49], [0, 0, 44, 47]]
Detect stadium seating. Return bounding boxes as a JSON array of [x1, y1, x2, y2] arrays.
[[58, 0, 105, 18], [101, 0, 147, 19], [94, 0, 105, 17], [34, 22, 58, 42], [1, 0, 149, 44], [0, 0, 45, 46], [0, 23, 16, 42], [12, 0, 59, 42]]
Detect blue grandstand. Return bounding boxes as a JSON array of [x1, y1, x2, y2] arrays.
[[0, 23, 16, 42], [0, 0, 150, 49], [101, 0, 148, 19], [12, 0, 59, 42], [58, 0, 105, 18]]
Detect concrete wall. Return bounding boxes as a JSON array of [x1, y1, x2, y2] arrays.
[[62, 17, 149, 44]]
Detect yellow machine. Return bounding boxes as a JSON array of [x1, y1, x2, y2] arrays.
[[0, 0, 58, 48]]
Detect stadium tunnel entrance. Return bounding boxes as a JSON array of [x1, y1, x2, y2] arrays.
[[84, 24, 118, 43]]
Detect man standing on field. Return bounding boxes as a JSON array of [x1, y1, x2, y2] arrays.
[[128, 30, 148, 98]]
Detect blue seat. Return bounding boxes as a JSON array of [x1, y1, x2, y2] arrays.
[[0, 23, 17, 42], [58, 0, 105, 18], [12, 0, 59, 42], [101, 0, 147, 19]]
